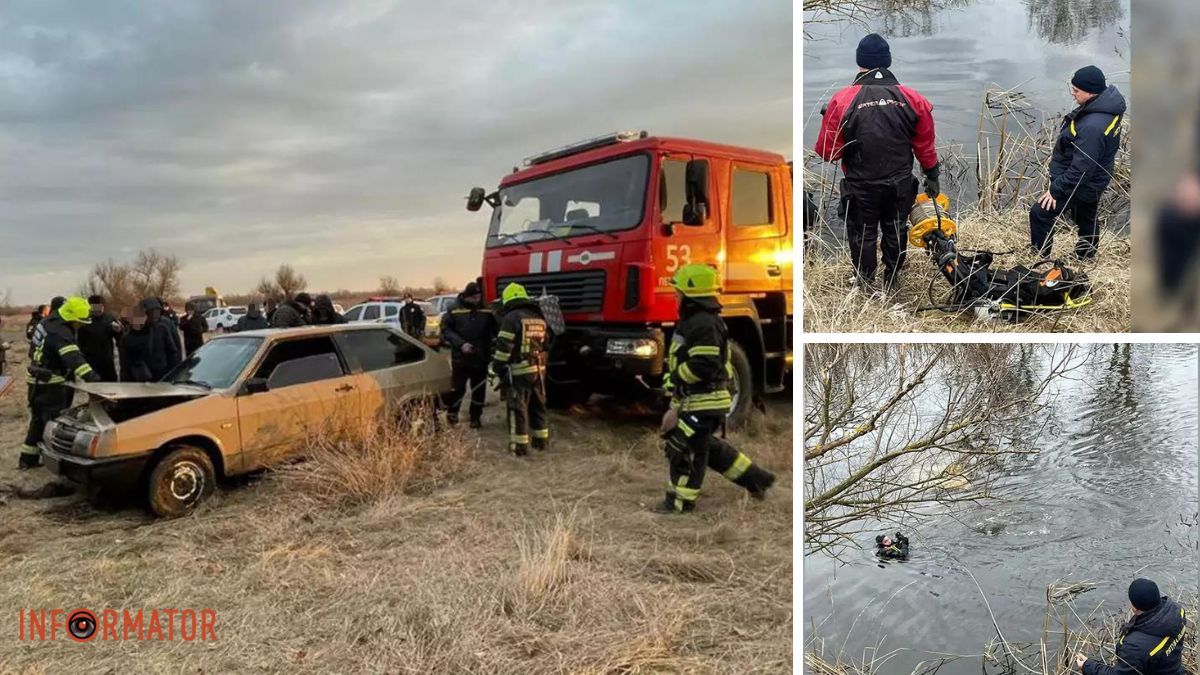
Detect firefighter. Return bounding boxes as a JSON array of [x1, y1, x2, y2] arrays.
[[441, 281, 497, 428], [815, 33, 940, 293], [490, 283, 550, 456], [19, 297, 101, 469], [657, 264, 775, 514]]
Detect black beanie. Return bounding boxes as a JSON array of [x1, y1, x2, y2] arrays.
[[1128, 578, 1161, 612], [856, 33, 891, 70], [1071, 65, 1106, 94]]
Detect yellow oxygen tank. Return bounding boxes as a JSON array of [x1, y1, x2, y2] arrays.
[[907, 193, 957, 248]]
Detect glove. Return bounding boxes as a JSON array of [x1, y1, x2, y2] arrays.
[[923, 163, 941, 200], [659, 407, 679, 436]]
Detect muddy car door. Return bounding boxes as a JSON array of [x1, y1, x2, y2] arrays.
[[334, 327, 449, 426], [236, 334, 361, 471]]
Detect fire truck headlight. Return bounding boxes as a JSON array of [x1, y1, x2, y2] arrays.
[[606, 338, 658, 358]]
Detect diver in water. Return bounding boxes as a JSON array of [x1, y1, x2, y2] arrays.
[[876, 532, 910, 560]]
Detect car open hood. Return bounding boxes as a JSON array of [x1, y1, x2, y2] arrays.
[[68, 382, 211, 400]]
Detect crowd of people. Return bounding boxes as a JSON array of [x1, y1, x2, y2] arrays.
[[14, 265, 775, 515]]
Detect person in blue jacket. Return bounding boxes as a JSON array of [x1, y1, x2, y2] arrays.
[[1031, 65, 1127, 260], [1076, 578, 1186, 674]]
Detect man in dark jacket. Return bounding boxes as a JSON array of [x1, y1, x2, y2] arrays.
[[76, 294, 123, 381], [160, 299, 183, 354], [234, 303, 270, 331], [1032, 66, 1126, 259], [441, 281, 497, 428], [656, 264, 775, 513], [270, 293, 312, 328], [180, 302, 208, 355], [310, 295, 347, 325], [1077, 578, 1186, 675], [119, 298, 181, 382], [20, 297, 101, 469], [875, 532, 910, 560], [815, 33, 940, 292], [25, 305, 47, 342], [491, 283, 550, 455], [399, 294, 426, 338]]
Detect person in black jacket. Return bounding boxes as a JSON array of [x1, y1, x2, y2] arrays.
[[875, 532, 910, 560], [119, 298, 181, 382], [491, 283, 550, 455], [1077, 578, 1186, 675], [25, 305, 47, 342], [234, 303, 270, 332], [76, 295, 123, 381], [270, 293, 312, 328], [20, 297, 101, 469], [180, 302, 208, 355], [656, 264, 775, 514], [399, 294, 426, 338], [440, 281, 497, 428], [310, 294, 347, 325], [160, 299, 183, 354], [1031, 66, 1127, 259]]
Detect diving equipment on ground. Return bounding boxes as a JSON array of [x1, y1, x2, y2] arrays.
[[909, 194, 1092, 321]]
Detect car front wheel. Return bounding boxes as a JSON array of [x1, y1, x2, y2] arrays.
[[146, 446, 215, 518]]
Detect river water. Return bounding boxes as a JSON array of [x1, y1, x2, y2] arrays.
[[803, 345, 1198, 674], [803, 0, 1131, 207]]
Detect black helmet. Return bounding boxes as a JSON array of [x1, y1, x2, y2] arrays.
[[463, 281, 481, 296], [294, 292, 313, 306], [140, 297, 164, 312]]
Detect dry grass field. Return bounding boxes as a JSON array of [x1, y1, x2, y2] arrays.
[[0, 320, 792, 673]]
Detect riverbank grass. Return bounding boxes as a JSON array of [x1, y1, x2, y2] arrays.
[[803, 206, 1131, 333]]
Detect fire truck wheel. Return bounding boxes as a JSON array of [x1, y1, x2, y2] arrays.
[[726, 341, 755, 429]]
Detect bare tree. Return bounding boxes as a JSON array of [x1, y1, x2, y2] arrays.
[[274, 265, 307, 298], [255, 277, 282, 299], [431, 276, 448, 293], [803, 344, 1084, 559], [378, 276, 401, 296], [79, 249, 181, 314]]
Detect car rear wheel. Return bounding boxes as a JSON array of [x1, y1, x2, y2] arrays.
[[146, 446, 215, 518]]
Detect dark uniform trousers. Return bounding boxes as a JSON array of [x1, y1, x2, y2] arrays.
[[663, 412, 768, 512], [843, 176, 918, 284], [446, 362, 488, 424], [506, 374, 548, 455], [1030, 197, 1100, 259], [22, 384, 73, 455]]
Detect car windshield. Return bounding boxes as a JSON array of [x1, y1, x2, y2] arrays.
[[487, 154, 649, 248], [164, 337, 262, 389]]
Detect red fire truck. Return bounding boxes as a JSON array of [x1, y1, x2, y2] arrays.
[[467, 131, 792, 422]]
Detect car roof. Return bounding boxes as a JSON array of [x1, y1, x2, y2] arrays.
[[210, 323, 402, 341]]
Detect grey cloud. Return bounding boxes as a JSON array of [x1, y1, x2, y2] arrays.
[[0, 0, 792, 303]]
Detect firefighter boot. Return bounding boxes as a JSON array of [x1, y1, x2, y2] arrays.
[[18, 446, 42, 470], [653, 493, 696, 514], [741, 465, 776, 501]]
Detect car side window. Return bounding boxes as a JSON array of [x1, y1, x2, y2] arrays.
[[362, 305, 381, 321], [337, 329, 425, 372], [384, 304, 399, 318], [252, 336, 346, 389], [344, 306, 363, 321]]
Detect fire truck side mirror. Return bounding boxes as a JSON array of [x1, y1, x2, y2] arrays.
[[683, 160, 709, 226], [466, 187, 487, 212]]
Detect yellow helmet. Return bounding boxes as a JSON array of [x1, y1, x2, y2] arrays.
[[670, 263, 720, 298], [58, 296, 93, 324], [501, 282, 528, 305]]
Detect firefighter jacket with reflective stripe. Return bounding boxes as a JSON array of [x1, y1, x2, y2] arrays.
[[1048, 85, 1127, 204], [1083, 596, 1186, 675], [28, 316, 100, 385], [664, 297, 733, 415], [491, 299, 549, 379]]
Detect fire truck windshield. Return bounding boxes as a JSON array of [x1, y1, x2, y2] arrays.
[[487, 154, 649, 248]]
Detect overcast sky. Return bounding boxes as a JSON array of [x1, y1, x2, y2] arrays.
[[0, 0, 792, 305]]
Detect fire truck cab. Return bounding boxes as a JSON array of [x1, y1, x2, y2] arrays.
[[467, 131, 792, 422]]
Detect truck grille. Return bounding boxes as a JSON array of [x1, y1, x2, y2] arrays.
[[496, 271, 605, 313]]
